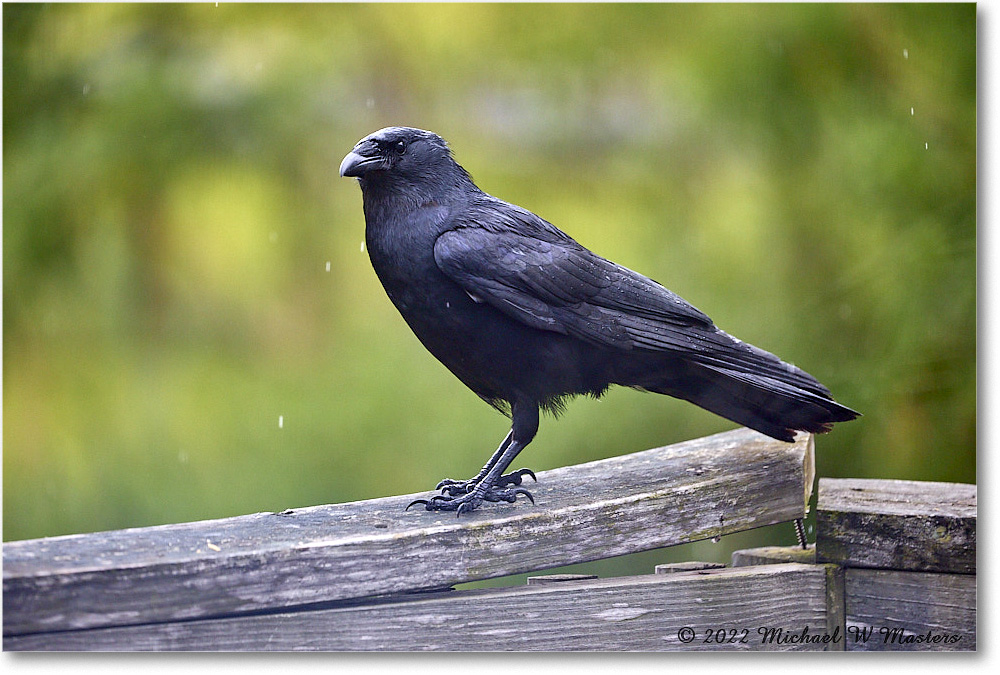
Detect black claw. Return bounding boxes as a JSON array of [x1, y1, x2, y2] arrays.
[[516, 468, 537, 484], [405, 493, 482, 514], [407, 470, 539, 514], [515, 488, 535, 504], [494, 468, 537, 488], [436, 478, 476, 496], [435, 468, 537, 495], [491, 487, 534, 504]]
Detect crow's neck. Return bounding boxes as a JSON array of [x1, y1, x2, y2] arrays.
[[361, 174, 477, 225]]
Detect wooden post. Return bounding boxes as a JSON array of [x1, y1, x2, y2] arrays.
[[816, 478, 976, 573], [816, 478, 976, 651]]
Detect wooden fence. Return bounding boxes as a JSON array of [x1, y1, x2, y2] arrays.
[[2, 427, 976, 651]]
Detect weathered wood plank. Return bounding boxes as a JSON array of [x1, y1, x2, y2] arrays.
[[4, 564, 839, 652], [4, 428, 813, 636], [844, 568, 976, 651], [731, 544, 816, 567], [654, 561, 726, 574], [815, 478, 976, 573]]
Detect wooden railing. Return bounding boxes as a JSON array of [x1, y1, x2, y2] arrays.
[[2, 428, 975, 651]]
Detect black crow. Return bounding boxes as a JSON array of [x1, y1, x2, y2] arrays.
[[340, 126, 858, 515]]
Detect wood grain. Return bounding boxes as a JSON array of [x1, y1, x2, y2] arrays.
[[844, 568, 976, 651]]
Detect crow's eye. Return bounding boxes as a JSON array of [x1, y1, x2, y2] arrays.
[[393, 140, 407, 154]]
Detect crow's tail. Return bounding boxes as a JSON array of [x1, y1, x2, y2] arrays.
[[654, 362, 859, 442], [638, 332, 859, 442]]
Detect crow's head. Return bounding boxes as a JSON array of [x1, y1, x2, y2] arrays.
[[340, 127, 450, 178], [340, 127, 474, 195]]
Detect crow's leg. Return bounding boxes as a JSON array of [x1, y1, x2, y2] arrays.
[[434, 429, 536, 496], [433, 430, 510, 495], [409, 402, 539, 515]]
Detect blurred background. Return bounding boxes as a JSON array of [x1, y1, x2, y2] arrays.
[[3, 4, 975, 580]]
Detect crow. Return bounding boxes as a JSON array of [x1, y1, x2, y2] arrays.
[[340, 126, 858, 515]]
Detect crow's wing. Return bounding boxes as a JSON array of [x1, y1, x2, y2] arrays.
[[434, 210, 831, 396], [433, 223, 715, 352]]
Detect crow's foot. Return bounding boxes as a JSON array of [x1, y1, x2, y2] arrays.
[[435, 468, 536, 497], [406, 485, 535, 516]]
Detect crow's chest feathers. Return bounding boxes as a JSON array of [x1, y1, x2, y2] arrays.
[[365, 201, 456, 311]]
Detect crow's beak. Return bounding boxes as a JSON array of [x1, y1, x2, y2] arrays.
[[339, 149, 385, 178]]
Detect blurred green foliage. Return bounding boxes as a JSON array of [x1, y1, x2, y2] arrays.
[[3, 0, 974, 581]]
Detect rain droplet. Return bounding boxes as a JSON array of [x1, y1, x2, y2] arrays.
[[326, 261, 331, 272], [278, 415, 284, 429], [903, 48, 909, 59], [366, 97, 375, 109], [82, 83, 90, 96], [925, 142, 929, 150], [360, 240, 366, 252], [910, 107, 914, 116]]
